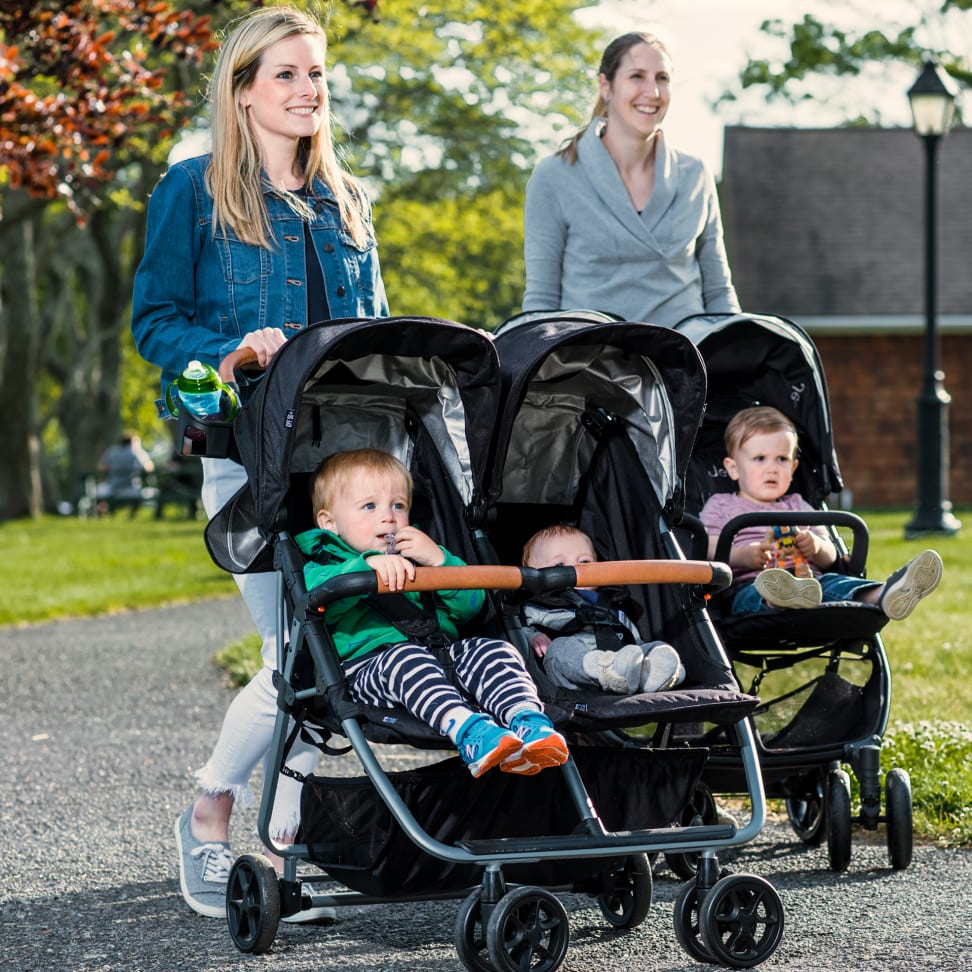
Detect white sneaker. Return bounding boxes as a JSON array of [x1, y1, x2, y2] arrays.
[[582, 644, 645, 693], [879, 550, 943, 620], [639, 642, 684, 693], [282, 883, 337, 924], [754, 568, 822, 610]]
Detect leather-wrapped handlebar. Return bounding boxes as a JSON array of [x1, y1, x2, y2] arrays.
[[219, 347, 260, 383], [307, 559, 731, 612]]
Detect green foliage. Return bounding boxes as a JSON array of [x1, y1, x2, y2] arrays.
[[882, 721, 972, 847], [722, 2, 971, 120], [215, 633, 264, 688]]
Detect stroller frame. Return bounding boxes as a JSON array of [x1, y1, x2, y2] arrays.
[[199, 315, 784, 970], [676, 312, 914, 873]]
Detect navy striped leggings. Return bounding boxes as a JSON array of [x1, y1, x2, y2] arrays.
[[343, 636, 541, 734]]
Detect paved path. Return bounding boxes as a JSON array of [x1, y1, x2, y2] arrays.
[[1, 599, 970, 971]]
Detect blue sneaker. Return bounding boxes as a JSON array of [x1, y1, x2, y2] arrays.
[[456, 714, 523, 778], [504, 711, 569, 776]]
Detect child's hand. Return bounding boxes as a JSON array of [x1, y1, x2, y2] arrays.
[[794, 528, 837, 568], [365, 553, 416, 591], [390, 526, 446, 567], [733, 541, 773, 571], [531, 632, 552, 658]]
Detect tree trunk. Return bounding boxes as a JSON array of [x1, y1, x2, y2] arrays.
[[0, 212, 42, 520]]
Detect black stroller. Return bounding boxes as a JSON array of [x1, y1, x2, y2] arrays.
[[189, 314, 784, 970], [675, 311, 914, 872], [487, 311, 788, 962]]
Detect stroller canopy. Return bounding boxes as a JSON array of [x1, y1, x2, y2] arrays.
[[206, 316, 500, 573], [675, 312, 842, 509], [489, 314, 707, 515]]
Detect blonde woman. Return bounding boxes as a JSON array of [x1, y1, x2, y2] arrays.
[[131, 5, 387, 920]]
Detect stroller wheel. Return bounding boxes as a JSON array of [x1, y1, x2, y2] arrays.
[[226, 854, 280, 954], [785, 769, 827, 846], [596, 853, 652, 929], [672, 881, 715, 963], [698, 873, 785, 969], [885, 768, 913, 870], [455, 889, 492, 972], [665, 781, 719, 879], [826, 768, 852, 872], [486, 886, 569, 972]]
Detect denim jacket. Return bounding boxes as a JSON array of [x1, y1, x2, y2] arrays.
[[131, 153, 389, 388]]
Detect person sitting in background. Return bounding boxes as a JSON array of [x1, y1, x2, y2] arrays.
[[95, 433, 155, 516]]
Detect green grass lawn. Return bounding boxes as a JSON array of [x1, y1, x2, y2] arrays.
[[2, 506, 969, 844]]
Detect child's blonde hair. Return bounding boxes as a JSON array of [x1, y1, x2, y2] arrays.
[[311, 449, 412, 515], [521, 524, 593, 567], [724, 406, 799, 459]]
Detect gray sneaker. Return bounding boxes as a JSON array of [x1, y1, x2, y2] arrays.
[[879, 550, 943, 620], [174, 805, 234, 918]]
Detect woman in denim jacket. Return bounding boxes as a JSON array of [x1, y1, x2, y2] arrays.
[[131, 6, 387, 921]]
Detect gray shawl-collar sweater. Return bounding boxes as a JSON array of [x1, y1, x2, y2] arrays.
[[523, 124, 739, 326]]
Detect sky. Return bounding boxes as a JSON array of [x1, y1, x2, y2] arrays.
[[574, 0, 956, 176]]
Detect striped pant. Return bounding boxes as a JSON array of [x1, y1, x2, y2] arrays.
[[343, 636, 541, 734]]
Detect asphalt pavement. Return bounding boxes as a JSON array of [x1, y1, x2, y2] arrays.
[[1, 598, 970, 972]]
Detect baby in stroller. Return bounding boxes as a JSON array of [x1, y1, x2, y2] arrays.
[[700, 405, 943, 618], [296, 448, 569, 779], [519, 524, 685, 694]]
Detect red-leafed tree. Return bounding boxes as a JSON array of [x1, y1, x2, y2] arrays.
[[0, 0, 228, 519]]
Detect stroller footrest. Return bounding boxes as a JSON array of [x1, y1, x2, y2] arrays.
[[457, 823, 735, 856]]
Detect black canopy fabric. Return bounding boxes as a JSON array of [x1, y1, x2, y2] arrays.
[[675, 312, 842, 512], [488, 314, 708, 516], [204, 316, 501, 574]]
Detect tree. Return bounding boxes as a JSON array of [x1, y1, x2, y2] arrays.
[[0, 0, 227, 519], [0, 0, 606, 519], [719, 1, 971, 126]]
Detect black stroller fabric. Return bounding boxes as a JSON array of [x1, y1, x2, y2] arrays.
[[297, 746, 708, 896]]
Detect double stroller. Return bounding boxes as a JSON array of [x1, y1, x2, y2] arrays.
[[675, 312, 914, 873], [192, 314, 786, 970]]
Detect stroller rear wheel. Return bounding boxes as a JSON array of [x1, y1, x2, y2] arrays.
[[826, 768, 852, 872], [666, 781, 719, 878], [885, 768, 913, 870], [784, 769, 826, 846], [485, 886, 569, 972], [596, 853, 652, 929], [698, 873, 785, 969], [226, 854, 280, 954]]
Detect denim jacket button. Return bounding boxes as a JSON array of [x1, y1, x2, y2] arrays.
[[323, 243, 335, 253], [314, 201, 324, 213], [336, 285, 346, 297]]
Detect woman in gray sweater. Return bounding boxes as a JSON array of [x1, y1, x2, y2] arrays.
[[523, 32, 739, 327]]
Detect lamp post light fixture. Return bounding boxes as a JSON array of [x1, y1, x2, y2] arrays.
[[903, 60, 961, 538]]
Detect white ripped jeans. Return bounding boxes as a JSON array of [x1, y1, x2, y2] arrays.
[[194, 458, 319, 840]]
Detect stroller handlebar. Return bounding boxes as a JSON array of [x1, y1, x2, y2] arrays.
[[219, 346, 260, 383], [306, 560, 731, 612]]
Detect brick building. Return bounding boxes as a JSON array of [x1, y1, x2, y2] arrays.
[[720, 126, 972, 508]]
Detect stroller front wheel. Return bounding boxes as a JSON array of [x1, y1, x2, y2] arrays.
[[486, 886, 569, 972], [885, 768, 913, 870], [455, 889, 493, 972], [826, 768, 853, 872], [698, 873, 785, 968], [226, 853, 280, 954]]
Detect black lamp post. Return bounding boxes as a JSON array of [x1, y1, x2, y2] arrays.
[[903, 60, 961, 538]]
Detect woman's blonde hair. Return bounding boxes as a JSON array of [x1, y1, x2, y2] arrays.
[[311, 449, 412, 517], [205, 5, 369, 248], [558, 32, 671, 165]]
